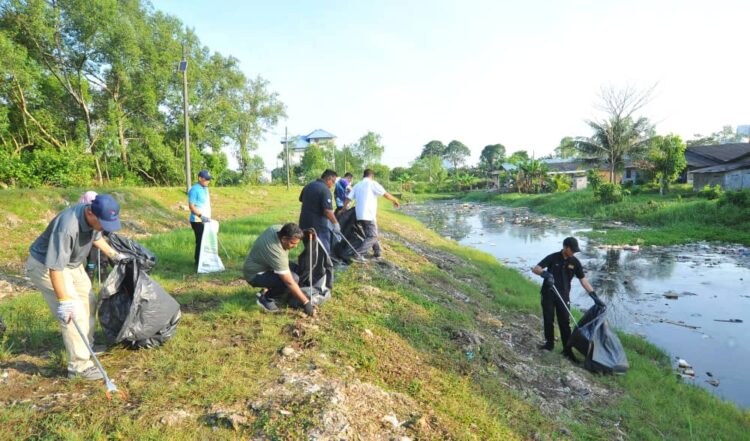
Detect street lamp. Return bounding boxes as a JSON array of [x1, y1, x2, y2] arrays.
[[178, 44, 191, 192]]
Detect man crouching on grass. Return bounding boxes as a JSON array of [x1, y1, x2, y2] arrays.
[[243, 223, 314, 317]]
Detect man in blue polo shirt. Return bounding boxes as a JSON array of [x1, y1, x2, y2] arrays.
[[26, 194, 127, 380], [188, 170, 212, 268]]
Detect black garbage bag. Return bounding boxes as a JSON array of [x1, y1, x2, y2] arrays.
[[297, 231, 333, 306], [332, 208, 366, 260], [98, 233, 181, 349], [566, 296, 628, 374]]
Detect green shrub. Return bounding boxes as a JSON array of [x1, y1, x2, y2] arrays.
[[595, 182, 624, 203], [586, 169, 603, 191], [698, 184, 723, 200], [718, 189, 750, 207]]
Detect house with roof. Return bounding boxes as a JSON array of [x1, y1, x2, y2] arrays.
[[685, 143, 750, 189], [280, 129, 336, 164]]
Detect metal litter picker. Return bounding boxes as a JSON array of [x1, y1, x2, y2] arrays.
[[71, 318, 126, 400]]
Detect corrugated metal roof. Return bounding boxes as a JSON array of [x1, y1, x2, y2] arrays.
[[685, 150, 720, 168], [686, 143, 750, 163], [306, 129, 335, 139], [690, 161, 750, 174]]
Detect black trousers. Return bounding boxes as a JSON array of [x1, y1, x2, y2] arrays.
[[541, 287, 572, 348], [190, 222, 204, 266], [248, 262, 300, 301]]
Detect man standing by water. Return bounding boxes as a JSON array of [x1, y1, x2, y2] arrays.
[[531, 236, 596, 361], [299, 169, 341, 254], [26, 194, 127, 380], [343, 169, 400, 261], [188, 170, 212, 269]]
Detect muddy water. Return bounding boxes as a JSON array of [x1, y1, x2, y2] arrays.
[[404, 201, 750, 408]]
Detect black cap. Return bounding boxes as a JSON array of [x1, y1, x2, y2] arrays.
[[563, 237, 580, 253]]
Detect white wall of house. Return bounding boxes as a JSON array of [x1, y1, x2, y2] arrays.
[[724, 169, 750, 190]]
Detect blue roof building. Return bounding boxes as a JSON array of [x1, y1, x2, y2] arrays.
[[280, 129, 336, 164]]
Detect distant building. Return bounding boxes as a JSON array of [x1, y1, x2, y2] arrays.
[[280, 129, 336, 164], [685, 143, 750, 188]]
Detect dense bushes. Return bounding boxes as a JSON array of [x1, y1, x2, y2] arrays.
[[698, 184, 723, 200], [595, 183, 625, 203], [718, 189, 750, 207]]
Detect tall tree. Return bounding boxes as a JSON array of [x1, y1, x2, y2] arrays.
[[686, 125, 745, 147], [410, 155, 446, 184], [229, 76, 285, 181], [444, 140, 471, 171], [647, 134, 687, 195], [479, 143, 506, 174], [300, 144, 327, 182], [575, 85, 654, 183], [507, 150, 529, 164], [554, 137, 578, 159], [420, 140, 446, 158], [354, 131, 384, 167]]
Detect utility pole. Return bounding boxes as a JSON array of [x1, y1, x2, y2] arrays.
[[285, 126, 290, 190], [179, 44, 191, 192]]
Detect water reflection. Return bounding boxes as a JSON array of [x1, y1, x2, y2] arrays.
[[403, 200, 750, 409]]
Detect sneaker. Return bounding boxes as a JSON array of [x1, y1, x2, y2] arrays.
[[350, 255, 367, 263], [537, 342, 554, 351], [68, 366, 103, 381], [256, 295, 279, 313]]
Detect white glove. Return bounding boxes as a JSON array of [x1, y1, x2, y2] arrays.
[[56, 300, 75, 324], [200, 215, 211, 223], [332, 223, 341, 234]]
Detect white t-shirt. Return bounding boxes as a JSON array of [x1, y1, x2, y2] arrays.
[[349, 178, 386, 222]]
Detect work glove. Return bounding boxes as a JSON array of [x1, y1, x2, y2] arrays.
[[589, 291, 605, 307], [541, 270, 554, 283], [110, 252, 130, 264], [332, 222, 342, 234], [303, 301, 314, 317], [200, 215, 211, 223], [56, 299, 76, 324]]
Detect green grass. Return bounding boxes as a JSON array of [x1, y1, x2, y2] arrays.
[[0, 186, 748, 439], [462, 188, 750, 245]]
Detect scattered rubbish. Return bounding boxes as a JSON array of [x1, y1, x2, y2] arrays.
[[659, 319, 700, 329], [683, 368, 695, 377], [663, 291, 679, 300], [678, 359, 691, 369], [281, 347, 295, 357], [706, 371, 713, 377], [707, 379, 720, 387], [381, 413, 401, 429], [466, 351, 474, 361], [364, 329, 374, 338], [714, 319, 743, 323], [623, 245, 640, 252]]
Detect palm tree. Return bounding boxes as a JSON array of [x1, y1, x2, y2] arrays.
[[577, 117, 651, 183]]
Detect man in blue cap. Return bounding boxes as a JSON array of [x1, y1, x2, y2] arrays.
[[26, 194, 128, 380], [188, 169, 212, 268]]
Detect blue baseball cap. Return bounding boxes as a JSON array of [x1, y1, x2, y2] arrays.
[[198, 170, 212, 180], [91, 194, 122, 232]]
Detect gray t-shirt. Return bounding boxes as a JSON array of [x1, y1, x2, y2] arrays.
[[29, 204, 102, 271], [243, 226, 290, 278]]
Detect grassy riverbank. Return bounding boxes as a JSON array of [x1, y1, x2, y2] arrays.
[[463, 187, 750, 246], [0, 186, 748, 439]]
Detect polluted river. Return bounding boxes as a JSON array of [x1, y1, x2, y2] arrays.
[[403, 200, 750, 409]]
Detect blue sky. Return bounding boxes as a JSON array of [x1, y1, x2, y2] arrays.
[[153, 0, 750, 169]]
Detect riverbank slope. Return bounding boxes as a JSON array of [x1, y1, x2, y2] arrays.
[[463, 188, 750, 246], [0, 187, 747, 439]]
